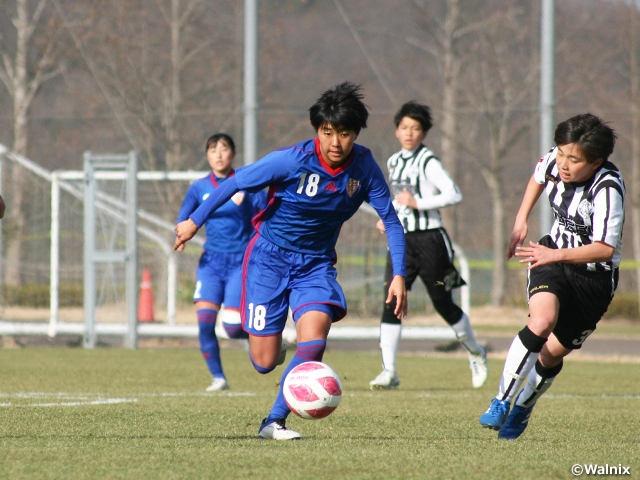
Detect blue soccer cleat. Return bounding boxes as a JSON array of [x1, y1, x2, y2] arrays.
[[479, 398, 511, 430], [498, 396, 534, 440]]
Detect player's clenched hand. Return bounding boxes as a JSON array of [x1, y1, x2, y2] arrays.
[[375, 219, 386, 234], [394, 189, 417, 209], [386, 275, 407, 319], [507, 219, 528, 260], [173, 218, 199, 251]]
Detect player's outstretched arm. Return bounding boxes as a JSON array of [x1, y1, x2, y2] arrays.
[[386, 275, 407, 319], [173, 218, 198, 251], [188, 176, 241, 228], [507, 176, 545, 259]]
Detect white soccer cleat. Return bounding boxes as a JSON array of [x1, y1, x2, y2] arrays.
[[205, 377, 230, 392], [369, 369, 400, 390], [469, 345, 488, 388], [282, 327, 298, 345], [258, 418, 302, 440]]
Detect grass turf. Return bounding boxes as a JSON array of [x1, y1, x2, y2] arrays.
[[0, 347, 638, 479]]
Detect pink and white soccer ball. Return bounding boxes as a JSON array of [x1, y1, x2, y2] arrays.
[[283, 361, 342, 420]]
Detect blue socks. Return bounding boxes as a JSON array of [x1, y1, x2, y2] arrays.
[[197, 309, 224, 378], [222, 309, 249, 339], [223, 322, 249, 339], [266, 339, 327, 423]]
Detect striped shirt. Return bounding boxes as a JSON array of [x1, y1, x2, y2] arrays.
[[387, 144, 462, 233], [534, 147, 625, 271]]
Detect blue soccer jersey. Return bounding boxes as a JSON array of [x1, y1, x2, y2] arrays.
[[189, 138, 406, 276], [178, 171, 266, 254]]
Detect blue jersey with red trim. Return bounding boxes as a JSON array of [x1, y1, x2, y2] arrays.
[[189, 138, 406, 277], [177, 172, 266, 254]]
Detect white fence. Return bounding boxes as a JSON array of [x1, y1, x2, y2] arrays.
[[0, 143, 469, 344]]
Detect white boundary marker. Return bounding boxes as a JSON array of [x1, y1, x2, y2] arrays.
[[0, 391, 257, 407], [1, 391, 638, 408]]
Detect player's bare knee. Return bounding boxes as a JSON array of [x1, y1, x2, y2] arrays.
[[248, 345, 279, 372], [527, 316, 556, 338], [249, 350, 277, 374], [538, 348, 564, 369]]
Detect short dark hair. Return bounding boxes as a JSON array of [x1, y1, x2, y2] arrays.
[[309, 82, 369, 134], [554, 114, 616, 163], [394, 101, 432, 132], [205, 133, 236, 153]]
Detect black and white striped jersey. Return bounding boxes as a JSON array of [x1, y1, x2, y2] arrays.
[[387, 144, 462, 233], [534, 147, 625, 271]]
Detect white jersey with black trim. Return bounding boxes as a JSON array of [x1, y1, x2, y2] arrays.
[[534, 147, 625, 271], [387, 144, 462, 233]]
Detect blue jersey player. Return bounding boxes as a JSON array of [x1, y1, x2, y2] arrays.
[[177, 133, 266, 392], [175, 82, 408, 440]]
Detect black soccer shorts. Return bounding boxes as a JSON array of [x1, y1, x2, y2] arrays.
[[527, 257, 618, 350], [383, 228, 465, 295]]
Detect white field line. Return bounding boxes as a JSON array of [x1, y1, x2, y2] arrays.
[[1, 390, 638, 408], [0, 391, 257, 407], [352, 392, 640, 400], [0, 392, 256, 398], [1, 398, 137, 407]]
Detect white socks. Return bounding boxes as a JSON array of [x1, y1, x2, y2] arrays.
[[451, 313, 482, 355], [379, 323, 402, 372], [516, 361, 562, 407], [497, 335, 540, 402]]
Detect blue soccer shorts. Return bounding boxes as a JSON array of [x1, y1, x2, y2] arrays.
[[240, 234, 347, 337], [193, 250, 244, 310]]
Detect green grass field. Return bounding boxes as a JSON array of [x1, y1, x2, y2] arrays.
[[1, 347, 638, 479]]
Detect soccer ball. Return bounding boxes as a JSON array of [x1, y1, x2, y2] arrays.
[[283, 361, 342, 420]]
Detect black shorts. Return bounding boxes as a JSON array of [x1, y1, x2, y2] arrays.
[[384, 228, 465, 296], [527, 238, 618, 350]]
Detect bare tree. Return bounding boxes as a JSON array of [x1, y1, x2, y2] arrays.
[[553, 1, 638, 313], [406, 0, 504, 238], [457, 5, 537, 305], [625, 0, 640, 315], [54, 0, 241, 213], [0, 0, 63, 284]]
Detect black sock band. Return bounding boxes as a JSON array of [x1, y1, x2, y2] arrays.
[[518, 326, 547, 353], [381, 299, 402, 325], [535, 359, 563, 378]]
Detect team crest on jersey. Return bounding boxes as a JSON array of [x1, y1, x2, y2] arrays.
[[577, 199, 593, 219], [346, 178, 361, 197]]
